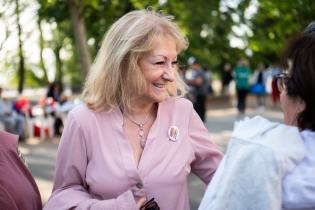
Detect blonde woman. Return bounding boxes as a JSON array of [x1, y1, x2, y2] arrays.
[[44, 10, 223, 210]]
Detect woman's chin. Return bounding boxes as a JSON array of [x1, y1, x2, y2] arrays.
[[150, 92, 168, 103], [150, 88, 168, 101]]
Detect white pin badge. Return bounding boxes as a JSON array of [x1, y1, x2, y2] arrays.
[[168, 126, 180, 142]]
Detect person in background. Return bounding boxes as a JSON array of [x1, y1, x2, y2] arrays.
[[13, 97, 32, 117], [234, 58, 251, 115], [186, 57, 209, 122], [46, 82, 61, 103], [46, 82, 64, 136], [221, 63, 233, 96], [44, 9, 223, 210], [0, 130, 42, 210], [251, 62, 268, 112], [178, 64, 186, 81], [199, 20, 315, 210], [184, 58, 196, 103], [0, 87, 25, 140], [204, 67, 214, 96]]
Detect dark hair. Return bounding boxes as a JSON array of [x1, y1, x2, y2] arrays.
[[281, 22, 315, 131]]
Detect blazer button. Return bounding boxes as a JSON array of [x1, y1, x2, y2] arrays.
[[136, 182, 143, 189]]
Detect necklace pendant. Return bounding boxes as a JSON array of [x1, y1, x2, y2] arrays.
[[139, 129, 144, 137], [138, 125, 145, 148], [124, 113, 152, 149]]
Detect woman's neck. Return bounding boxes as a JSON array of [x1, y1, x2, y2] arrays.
[[125, 101, 157, 120]]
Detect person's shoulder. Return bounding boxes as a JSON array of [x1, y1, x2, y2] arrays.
[[0, 131, 18, 153], [232, 116, 305, 167], [67, 103, 96, 122], [69, 103, 91, 115], [160, 97, 194, 123], [68, 103, 113, 124], [163, 97, 193, 110]]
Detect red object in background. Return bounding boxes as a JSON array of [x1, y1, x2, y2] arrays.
[[271, 78, 280, 105], [14, 97, 32, 115], [15, 98, 28, 109], [33, 124, 49, 137]]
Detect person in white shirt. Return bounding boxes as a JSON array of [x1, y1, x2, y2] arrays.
[[199, 21, 315, 210]]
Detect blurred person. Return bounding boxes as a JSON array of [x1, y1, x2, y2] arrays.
[[178, 64, 186, 81], [186, 57, 209, 122], [199, 21, 315, 210], [52, 94, 78, 136], [250, 62, 268, 111], [204, 67, 214, 96], [44, 10, 223, 210], [0, 130, 42, 210], [184, 59, 196, 103], [234, 58, 251, 115], [0, 87, 25, 140], [46, 82, 61, 103], [46, 82, 65, 136], [13, 97, 32, 117], [221, 63, 233, 96]]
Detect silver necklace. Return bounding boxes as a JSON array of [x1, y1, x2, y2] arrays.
[[125, 113, 151, 148]]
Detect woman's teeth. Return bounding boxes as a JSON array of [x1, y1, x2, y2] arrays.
[[153, 83, 165, 88]]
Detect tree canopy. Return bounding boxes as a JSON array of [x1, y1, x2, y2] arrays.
[[1, 0, 314, 92]]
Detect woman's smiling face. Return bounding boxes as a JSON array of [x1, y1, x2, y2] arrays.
[[137, 36, 178, 104]]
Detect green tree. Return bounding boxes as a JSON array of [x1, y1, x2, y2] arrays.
[[67, 0, 91, 79], [15, 0, 26, 93], [237, 0, 315, 66]]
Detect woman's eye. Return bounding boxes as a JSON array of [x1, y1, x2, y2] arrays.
[[172, 61, 178, 65], [155, 61, 165, 65]]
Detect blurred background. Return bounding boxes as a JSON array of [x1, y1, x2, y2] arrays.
[[1, 0, 315, 93], [1, 0, 315, 209]]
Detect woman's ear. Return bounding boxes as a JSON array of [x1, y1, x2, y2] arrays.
[[296, 98, 306, 113]]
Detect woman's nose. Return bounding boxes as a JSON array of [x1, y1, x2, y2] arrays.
[[162, 64, 175, 82]]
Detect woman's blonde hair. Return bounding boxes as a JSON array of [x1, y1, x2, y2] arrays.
[[82, 9, 188, 112]]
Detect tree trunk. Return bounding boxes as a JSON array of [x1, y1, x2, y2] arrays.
[[38, 18, 49, 83], [0, 23, 9, 52], [54, 44, 63, 90], [15, 0, 25, 94], [67, 0, 91, 80]]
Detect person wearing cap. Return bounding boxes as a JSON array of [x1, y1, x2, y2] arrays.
[[199, 21, 315, 210], [186, 57, 209, 122]]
